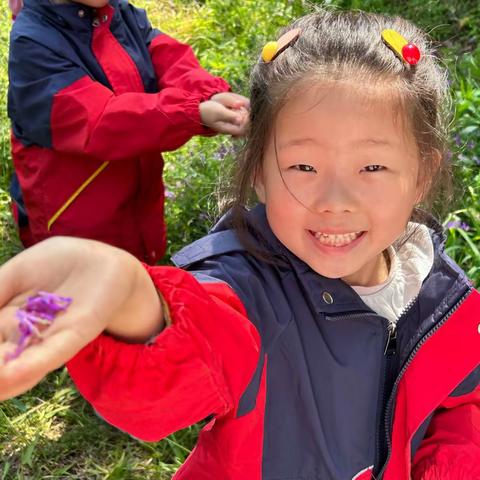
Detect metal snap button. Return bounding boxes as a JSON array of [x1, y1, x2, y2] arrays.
[[322, 292, 334, 305], [78, 9, 86, 18], [101, 15, 108, 22], [92, 18, 100, 27]]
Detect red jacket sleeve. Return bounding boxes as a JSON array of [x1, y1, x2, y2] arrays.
[[412, 385, 480, 479], [148, 33, 231, 99], [126, 3, 230, 98], [66, 266, 261, 442], [51, 75, 211, 160]]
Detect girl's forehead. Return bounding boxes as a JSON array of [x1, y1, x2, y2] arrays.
[[274, 82, 414, 149], [279, 81, 404, 121]]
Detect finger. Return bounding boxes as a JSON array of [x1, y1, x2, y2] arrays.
[[211, 104, 243, 125], [211, 92, 250, 110], [230, 94, 250, 109], [0, 237, 71, 308], [0, 305, 23, 343], [0, 251, 31, 309], [0, 325, 88, 400]]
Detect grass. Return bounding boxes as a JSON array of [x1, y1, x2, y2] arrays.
[[0, 0, 479, 478]]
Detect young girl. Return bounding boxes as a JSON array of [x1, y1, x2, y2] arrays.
[[8, 0, 249, 264], [1, 10, 479, 480]]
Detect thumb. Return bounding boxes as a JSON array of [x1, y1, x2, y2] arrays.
[[212, 103, 243, 125]]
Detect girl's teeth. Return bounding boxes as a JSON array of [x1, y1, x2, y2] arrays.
[[314, 231, 361, 247]]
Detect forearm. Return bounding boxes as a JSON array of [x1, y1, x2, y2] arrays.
[[66, 266, 261, 441], [51, 77, 208, 160]]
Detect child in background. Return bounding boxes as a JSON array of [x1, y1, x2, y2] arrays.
[[8, 0, 249, 264], [1, 9, 479, 480]]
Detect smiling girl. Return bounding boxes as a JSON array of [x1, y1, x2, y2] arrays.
[[1, 9, 479, 480]]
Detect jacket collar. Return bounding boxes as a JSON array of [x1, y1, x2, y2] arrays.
[[22, 0, 118, 31]]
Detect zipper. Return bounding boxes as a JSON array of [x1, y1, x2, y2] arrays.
[[375, 294, 417, 467], [376, 287, 472, 478], [376, 318, 398, 470], [383, 323, 398, 355]]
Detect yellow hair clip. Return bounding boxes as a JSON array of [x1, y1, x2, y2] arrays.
[[262, 28, 301, 63], [381, 29, 421, 65]]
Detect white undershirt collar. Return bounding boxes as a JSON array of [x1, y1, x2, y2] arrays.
[[351, 223, 435, 327]]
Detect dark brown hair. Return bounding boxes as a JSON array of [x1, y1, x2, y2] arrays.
[[224, 9, 452, 255]]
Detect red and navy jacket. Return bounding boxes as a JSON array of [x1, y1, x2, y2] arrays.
[[8, 0, 229, 264], [66, 205, 480, 479]]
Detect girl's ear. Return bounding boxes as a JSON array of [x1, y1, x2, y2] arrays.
[[416, 148, 442, 203], [253, 167, 266, 203]]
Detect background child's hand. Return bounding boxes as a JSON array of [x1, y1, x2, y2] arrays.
[[0, 237, 162, 401], [200, 92, 250, 137]]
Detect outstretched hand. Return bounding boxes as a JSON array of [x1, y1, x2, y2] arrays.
[[200, 92, 250, 137], [0, 237, 162, 401]]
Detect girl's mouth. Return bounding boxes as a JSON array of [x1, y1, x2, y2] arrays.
[[311, 230, 364, 247]]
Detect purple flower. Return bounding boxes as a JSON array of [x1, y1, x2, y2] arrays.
[[165, 189, 176, 200], [446, 220, 471, 231], [454, 134, 462, 147], [5, 292, 72, 362], [213, 143, 234, 161], [214, 145, 228, 161]]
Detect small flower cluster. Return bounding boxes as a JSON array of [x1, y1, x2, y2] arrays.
[[446, 220, 471, 231], [5, 292, 72, 362]]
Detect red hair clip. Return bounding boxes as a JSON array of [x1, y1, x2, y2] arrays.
[[381, 29, 421, 66]]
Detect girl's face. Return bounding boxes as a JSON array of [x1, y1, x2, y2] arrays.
[[255, 82, 422, 287]]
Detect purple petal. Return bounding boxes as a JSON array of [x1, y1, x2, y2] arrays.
[[5, 291, 72, 363], [446, 220, 471, 231]]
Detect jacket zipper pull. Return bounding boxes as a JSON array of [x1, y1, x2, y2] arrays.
[[384, 325, 397, 355]]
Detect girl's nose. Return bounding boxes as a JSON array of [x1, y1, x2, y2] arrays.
[[309, 174, 357, 214]]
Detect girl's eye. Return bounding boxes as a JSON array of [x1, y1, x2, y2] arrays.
[[292, 164, 316, 172], [362, 165, 385, 172]]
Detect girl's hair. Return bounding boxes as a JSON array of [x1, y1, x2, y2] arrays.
[[225, 9, 452, 257]]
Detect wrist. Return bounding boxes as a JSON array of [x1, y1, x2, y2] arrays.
[[105, 259, 165, 343]]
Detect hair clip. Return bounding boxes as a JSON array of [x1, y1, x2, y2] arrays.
[[262, 28, 301, 63], [381, 29, 421, 66]]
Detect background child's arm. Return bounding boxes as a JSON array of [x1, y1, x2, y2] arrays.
[[411, 385, 480, 479], [127, 5, 232, 101], [8, 38, 233, 161], [129, 4, 250, 135]]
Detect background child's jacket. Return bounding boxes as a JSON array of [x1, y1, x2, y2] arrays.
[[8, 0, 230, 264]]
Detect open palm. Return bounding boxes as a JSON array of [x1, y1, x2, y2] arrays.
[[0, 236, 161, 400]]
